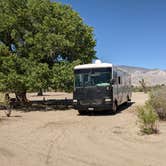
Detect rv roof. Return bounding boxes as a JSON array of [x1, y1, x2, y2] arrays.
[[74, 63, 113, 70]]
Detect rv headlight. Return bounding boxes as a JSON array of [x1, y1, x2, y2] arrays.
[[73, 99, 78, 103], [105, 98, 111, 102]]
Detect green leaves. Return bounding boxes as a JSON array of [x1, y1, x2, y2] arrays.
[[0, 0, 96, 94], [51, 60, 80, 92], [27, 63, 51, 92], [137, 103, 159, 134]]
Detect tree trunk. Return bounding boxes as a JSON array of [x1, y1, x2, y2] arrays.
[[15, 91, 28, 103], [37, 89, 43, 96]]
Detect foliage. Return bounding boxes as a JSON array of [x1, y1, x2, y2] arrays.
[[132, 84, 165, 93], [137, 103, 159, 134], [51, 60, 80, 92], [148, 87, 166, 120], [0, 0, 96, 99], [132, 86, 144, 92], [0, 52, 50, 92], [27, 63, 51, 92], [139, 79, 147, 93]]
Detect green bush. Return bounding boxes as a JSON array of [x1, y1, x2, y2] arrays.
[[148, 87, 166, 120], [137, 103, 159, 134]]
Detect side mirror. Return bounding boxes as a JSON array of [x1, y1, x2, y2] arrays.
[[110, 79, 116, 84]]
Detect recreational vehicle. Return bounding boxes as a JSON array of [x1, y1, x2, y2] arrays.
[[73, 60, 132, 114]]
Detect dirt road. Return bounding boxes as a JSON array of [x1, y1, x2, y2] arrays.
[[1, 92, 166, 166]]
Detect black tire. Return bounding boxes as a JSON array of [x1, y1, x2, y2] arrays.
[[127, 95, 131, 102], [78, 110, 86, 115], [125, 95, 131, 106], [112, 101, 118, 114]]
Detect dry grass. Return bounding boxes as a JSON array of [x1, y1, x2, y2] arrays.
[[149, 87, 166, 120], [137, 103, 159, 134]]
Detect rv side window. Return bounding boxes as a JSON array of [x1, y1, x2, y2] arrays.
[[118, 76, 121, 84], [113, 71, 117, 84]]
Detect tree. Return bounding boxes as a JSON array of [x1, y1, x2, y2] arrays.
[[0, 0, 96, 102], [0, 45, 51, 102], [139, 78, 147, 93]]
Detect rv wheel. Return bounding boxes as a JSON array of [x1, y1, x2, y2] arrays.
[[125, 95, 131, 106], [78, 110, 86, 115], [127, 95, 131, 102], [112, 101, 118, 114]]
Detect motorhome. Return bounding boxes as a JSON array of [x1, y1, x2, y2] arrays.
[[73, 60, 132, 114]]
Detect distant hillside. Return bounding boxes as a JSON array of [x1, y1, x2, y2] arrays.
[[119, 65, 150, 73], [119, 65, 166, 86]]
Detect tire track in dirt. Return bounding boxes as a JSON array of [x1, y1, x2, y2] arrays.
[[37, 119, 83, 166], [45, 128, 67, 165]]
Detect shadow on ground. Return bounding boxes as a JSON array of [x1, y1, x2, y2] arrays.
[[77, 102, 135, 116], [14, 105, 73, 112]]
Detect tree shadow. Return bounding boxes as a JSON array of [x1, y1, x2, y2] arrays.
[[0, 113, 22, 118], [11, 98, 74, 112], [14, 105, 73, 112], [10, 115, 22, 118]]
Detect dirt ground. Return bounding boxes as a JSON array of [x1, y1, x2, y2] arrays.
[[1, 92, 166, 166]]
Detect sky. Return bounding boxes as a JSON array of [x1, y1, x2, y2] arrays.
[[56, 0, 166, 69]]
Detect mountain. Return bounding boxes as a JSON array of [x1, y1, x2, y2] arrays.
[[118, 65, 150, 73], [119, 65, 166, 86]]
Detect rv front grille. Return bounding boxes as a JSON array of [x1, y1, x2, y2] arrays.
[[79, 99, 103, 106]]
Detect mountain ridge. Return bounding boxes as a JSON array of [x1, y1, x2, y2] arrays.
[[118, 65, 166, 86]]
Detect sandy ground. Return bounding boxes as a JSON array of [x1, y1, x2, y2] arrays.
[[0, 92, 166, 166]]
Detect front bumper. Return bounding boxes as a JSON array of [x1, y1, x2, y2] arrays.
[[73, 103, 113, 111]]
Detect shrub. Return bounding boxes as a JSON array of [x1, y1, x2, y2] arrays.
[[148, 87, 166, 120], [132, 85, 165, 93], [139, 79, 147, 93], [137, 103, 159, 134], [132, 86, 144, 92]]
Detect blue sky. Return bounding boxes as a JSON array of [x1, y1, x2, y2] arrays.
[[56, 0, 166, 69]]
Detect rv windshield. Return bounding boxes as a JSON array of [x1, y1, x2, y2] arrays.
[[74, 68, 112, 88]]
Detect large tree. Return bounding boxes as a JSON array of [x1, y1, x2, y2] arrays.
[[0, 0, 96, 102]]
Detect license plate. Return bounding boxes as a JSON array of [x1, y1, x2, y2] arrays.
[[88, 108, 94, 111]]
